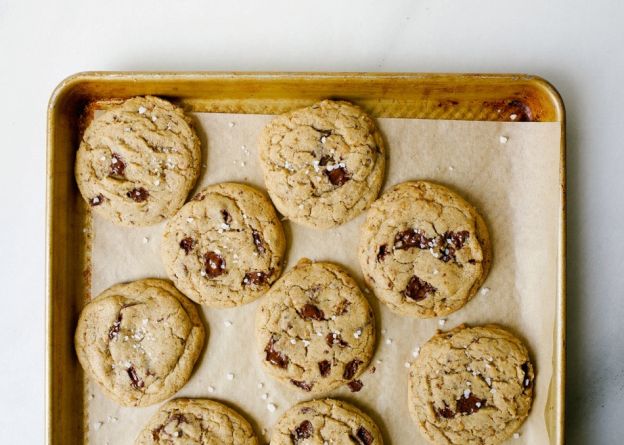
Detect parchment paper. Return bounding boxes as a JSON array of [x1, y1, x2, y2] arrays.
[[86, 112, 561, 445]]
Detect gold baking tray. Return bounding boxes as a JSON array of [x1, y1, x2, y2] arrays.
[[46, 72, 565, 444]]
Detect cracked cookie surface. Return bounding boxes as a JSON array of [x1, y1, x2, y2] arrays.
[[161, 182, 286, 307], [256, 259, 375, 394], [75, 96, 201, 226], [74, 279, 205, 407], [359, 181, 491, 318], [135, 398, 258, 444], [258, 100, 385, 229], [408, 325, 534, 445], [270, 398, 383, 445]]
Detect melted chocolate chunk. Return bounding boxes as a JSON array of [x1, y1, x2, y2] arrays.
[[318, 360, 331, 377], [127, 365, 144, 389], [292, 420, 314, 442], [264, 336, 289, 369], [127, 187, 149, 202], [439, 231, 470, 262], [169, 413, 187, 424], [300, 304, 325, 321], [356, 426, 374, 445], [347, 379, 364, 392], [468, 259, 476, 264], [457, 394, 486, 415], [394, 229, 431, 250], [343, 359, 363, 380], [325, 166, 350, 186], [108, 313, 122, 340], [242, 271, 268, 286], [521, 362, 532, 388], [404, 275, 437, 301], [179, 237, 195, 254], [334, 299, 351, 316], [110, 153, 126, 177], [204, 251, 226, 277], [290, 379, 313, 392], [220, 209, 232, 225], [377, 244, 389, 262], [252, 230, 266, 254], [437, 404, 455, 419], [89, 194, 105, 206], [151, 425, 164, 441], [326, 333, 349, 348]]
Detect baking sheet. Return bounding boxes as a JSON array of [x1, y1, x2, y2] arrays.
[[86, 112, 561, 444]]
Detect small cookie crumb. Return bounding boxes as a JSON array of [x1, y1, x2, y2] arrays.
[[438, 319, 446, 326], [207, 385, 215, 393], [385, 338, 393, 345], [412, 347, 420, 357], [257, 382, 264, 389], [261, 393, 268, 400], [499, 135, 509, 144], [93, 421, 103, 431], [481, 287, 490, 295], [142, 237, 149, 244], [226, 373, 234, 380], [228, 122, 235, 128], [404, 362, 411, 368], [224, 320, 233, 327], [513, 432, 520, 439], [267, 403, 277, 412]]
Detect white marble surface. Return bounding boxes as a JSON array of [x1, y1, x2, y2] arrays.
[[0, 0, 622, 443]]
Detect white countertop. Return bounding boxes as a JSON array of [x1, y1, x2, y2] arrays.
[[1, 0, 622, 443]]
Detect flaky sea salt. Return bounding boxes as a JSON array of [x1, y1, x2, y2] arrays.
[[138, 106, 146, 114], [412, 347, 420, 357], [224, 320, 232, 327], [267, 403, 276, 412], [207, 386, 215, 393], [226, 373, 234, 380], [438, 319, 446, 326], [499, 135, 509, 144]]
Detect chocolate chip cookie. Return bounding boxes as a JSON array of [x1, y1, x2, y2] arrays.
[[135, 398, 258, 444], [74, 279, 205, 407], [408, 324, 534, 445], [256, 259, 375, 394], [259, 100, 385, 229], [270, 398, 383, 445], [359, 181, 491, 318], [161, 182, 286, 307], [75, 96, 201, 226]]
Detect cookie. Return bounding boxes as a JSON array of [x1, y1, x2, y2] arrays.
[[359, 181, 491, 318], [161, 182, 286, 307], [74, 279, 205, 407], [408, 324, 535, 445], [75, 96, 201, 226], [270, 398, 383, 445], [256, 259, 375, 394], [135, 398, 258, 444], [259, 100, 385, 229]]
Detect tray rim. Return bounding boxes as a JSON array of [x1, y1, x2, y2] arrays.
[[46, 71, 565, 445]]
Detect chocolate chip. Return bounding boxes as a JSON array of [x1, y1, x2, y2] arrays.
[[151, 425, 164, 441], [325, 166, 350, 186], [290, 379, 313, 391], [468, 259, 476, 264], [108, 313, 122, 340], [221, 209, 232, 225], [404, 275, 437, 301], [110, 153, 126, 177], [316, 128, 332, 140], [204, 251, 226, 277], [319, 155, 332, 166], [127, 365, 144, 389], [334, 299, 350, 316], [356, 426, 374, 445], [300, 303, 325, 321], [192, 192, 205, 201], [292, 420, 313, 442], [89, 194, 105, 206], [377, 244, 389, 262], [242, 271, 268, 286], [343, 359, 363, 380], [169, 413, 187, 424], [347, 379, 364, 392], [326, 333, 349, 348], [179, 237, 195, 254], [252, 230, 266, 254], [264, 336, 289, 369], [456, 394, 486, 415], [318, 360, 331, 377], [127, 187, 149, 202], [394, 229, 431, 250], [436, 404, 455, 419], [521, 362, 532, 388]]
